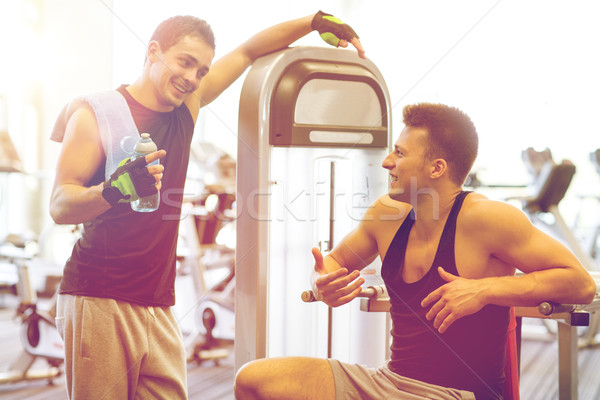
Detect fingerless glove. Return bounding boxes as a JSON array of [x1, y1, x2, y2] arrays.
[[101, 157, 157, 206], [311, 10, 360, 47]]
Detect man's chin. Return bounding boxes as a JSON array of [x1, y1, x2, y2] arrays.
[[388, 190, 406, 202], [166, 95, 185, 109], [167, 87, 188, 105]]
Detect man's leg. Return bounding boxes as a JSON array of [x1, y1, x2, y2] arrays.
[[135, 306, 187, 399], [234, 357, 335, 400], [56, 295, 145, 399]]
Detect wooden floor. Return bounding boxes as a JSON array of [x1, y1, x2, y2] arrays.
[[0, 304, 235, 400], [1, 303, 600, 400], [518, 325, 600, 400]]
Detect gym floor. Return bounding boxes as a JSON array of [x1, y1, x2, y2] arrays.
[[1, 305, 599, 400]]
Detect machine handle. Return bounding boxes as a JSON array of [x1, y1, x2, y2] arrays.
[[538, 301, 576, 316], [304, 289, 580, 315], [301, 285, 387, 303]]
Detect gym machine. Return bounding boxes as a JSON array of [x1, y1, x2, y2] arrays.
[[0, 241, 63, 385], [236, 46, 392, 371]]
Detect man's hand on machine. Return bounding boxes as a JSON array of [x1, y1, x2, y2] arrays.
[[311, 10, 366, 59], [101, 150, 166, 206], [311, 247, 365, 307], [421, 267, 488, 334]]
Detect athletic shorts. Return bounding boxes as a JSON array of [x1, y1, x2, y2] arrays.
[[328, 360, 476, 400]]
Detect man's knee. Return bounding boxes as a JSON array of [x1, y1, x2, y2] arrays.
[[234, 357, 335, 400], [234, 360, 263, 399]]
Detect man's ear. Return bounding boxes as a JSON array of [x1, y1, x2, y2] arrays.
[[147, 41, 161, 63], [429, 158, 448, 180]]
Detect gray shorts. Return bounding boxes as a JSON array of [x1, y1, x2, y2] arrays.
[[328, 360, 476, 400]]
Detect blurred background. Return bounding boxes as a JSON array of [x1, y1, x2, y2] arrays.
[[1, 2, 600, 398]]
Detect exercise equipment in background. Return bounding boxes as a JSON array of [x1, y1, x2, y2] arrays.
[[0, 237, 63, 385], [518, 147, 596, 271], [175, 143, 236, 365], [573, 149, 600, 263]]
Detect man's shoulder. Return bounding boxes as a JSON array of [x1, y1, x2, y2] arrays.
[[359, 196, 411, 245], [64, 89, 124, 117], [462, 192, 518, 214], [365, 195, 412, 223], [460, 192, 529, 233]]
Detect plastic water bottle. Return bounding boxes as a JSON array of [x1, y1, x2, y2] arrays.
[[131, 133, 160, 212]]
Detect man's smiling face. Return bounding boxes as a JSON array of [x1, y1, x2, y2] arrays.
[[147, 35, 214, 111]]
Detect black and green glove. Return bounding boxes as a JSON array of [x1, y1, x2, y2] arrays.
[[101, 157, 157, 206], [311, 10, 359, 47]]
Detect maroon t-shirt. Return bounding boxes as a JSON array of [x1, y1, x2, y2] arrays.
[[59, 85, 195, 306]]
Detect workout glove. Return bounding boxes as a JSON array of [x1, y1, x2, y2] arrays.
[[311, 10, 359, 48], [101, 157, 157, 206]]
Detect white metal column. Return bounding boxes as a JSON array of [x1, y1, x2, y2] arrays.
[[235, 46, 392, 371]]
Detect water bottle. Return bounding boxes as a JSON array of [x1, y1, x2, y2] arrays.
[[131, 133, 160, 212]]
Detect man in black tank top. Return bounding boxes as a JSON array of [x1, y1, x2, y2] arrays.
[[49, 12, 365, 400], [235, 103, 596, 399]]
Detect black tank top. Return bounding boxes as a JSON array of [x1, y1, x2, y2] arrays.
[[58, 85, 195, 306], [381, 191, 508, 400]]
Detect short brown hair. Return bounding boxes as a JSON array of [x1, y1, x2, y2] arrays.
[[403, 103, 478, 185], [150, 16, 215, 52]]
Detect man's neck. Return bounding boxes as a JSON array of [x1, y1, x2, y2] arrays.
[[126, 79, 174, 113], [411, 187, 462, 238]]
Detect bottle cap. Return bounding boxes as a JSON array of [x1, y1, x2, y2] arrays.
[[134, 133, 157, 154]]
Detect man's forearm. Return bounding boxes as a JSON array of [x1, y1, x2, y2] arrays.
[[241, 14, 314, 62], [50, 183, 111, 225], [487, 268, 596, 307], [422, 265, 597, 334], [194, 14, 314, 108]]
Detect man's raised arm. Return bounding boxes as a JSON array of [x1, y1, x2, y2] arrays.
[[187, 11, 364, 115]]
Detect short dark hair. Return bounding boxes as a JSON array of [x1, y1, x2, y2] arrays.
[[403, 103, 478, 185], [150, 16, 215, 52]]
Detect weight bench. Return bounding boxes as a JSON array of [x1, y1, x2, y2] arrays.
[[356, 275, 600, 400], [512, 275, 600, 400]]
